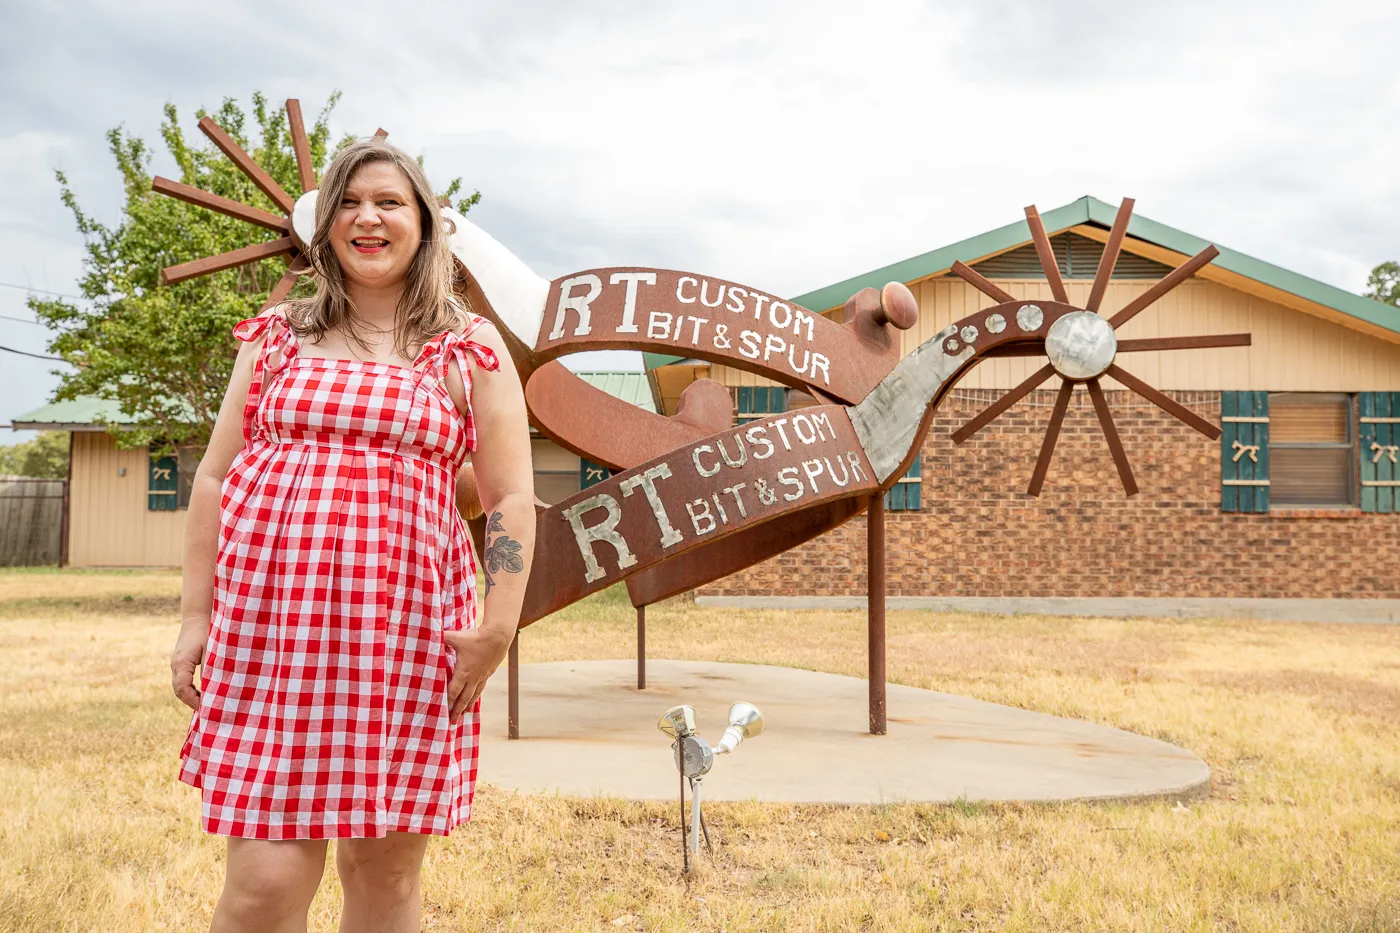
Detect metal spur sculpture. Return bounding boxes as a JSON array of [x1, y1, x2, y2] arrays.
[[158, 99, 1252, 730]]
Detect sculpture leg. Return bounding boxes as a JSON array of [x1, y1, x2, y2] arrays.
[[507, 633, 520, 740], [637, 604, 646, 690], [868, 494, 887, 735]]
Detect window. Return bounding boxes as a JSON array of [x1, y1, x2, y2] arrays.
[[733, 386, 786, 424], [1268, 393, 1354, 508]]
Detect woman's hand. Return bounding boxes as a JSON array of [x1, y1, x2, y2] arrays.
[[443, 625, 514, 724], [171, 622, 208, 711]]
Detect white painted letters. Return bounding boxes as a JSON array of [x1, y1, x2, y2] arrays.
[[551, 274, 602, 340], [562, 494, 637, 583], [609, 271, 656, 334], [619, 463, 683, 548]]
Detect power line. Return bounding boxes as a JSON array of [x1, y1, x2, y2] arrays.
[[0, 313, 47, 326], [0, 344, 68, 363], [0, 281, 89, 301]]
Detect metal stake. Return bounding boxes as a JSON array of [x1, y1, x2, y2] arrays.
[[679, 749, 690, 875], [689, 776, 703, 864]]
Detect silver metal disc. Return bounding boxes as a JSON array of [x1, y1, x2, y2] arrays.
[[1044, 311, 1117, 380]]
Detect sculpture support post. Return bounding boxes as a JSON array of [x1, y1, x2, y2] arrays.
[[507, 632, 520, 740], [637, 604, 647, 689], [868, 493, 887, 735]]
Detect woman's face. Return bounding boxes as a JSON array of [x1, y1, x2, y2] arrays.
[[328, 161, 423, 292]]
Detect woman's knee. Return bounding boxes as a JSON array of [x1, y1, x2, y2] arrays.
[[337, 835, 427, 903], [217, 839, 326, 925]]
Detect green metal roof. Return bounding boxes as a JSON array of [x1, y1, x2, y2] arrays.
[[10, 397, 138, 430], [574, 371, 657, 413], [790, 195, 1400, 338], [14, 371, 657, 429]]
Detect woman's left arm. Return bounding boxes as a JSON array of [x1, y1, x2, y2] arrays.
[[442, 322, 535, 724]]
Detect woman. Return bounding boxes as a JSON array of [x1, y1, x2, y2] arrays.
[[170, 137, 534, 932]]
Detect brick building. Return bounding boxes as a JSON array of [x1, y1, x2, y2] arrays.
[[645, 197, 1400, 604]]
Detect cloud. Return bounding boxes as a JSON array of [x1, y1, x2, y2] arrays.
[[3, 1, 1398, 445]]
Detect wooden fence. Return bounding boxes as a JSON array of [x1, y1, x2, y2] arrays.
[[0, 475, 66, 567]]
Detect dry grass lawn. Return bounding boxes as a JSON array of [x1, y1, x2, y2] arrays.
[[0, 568, 1397, 931]]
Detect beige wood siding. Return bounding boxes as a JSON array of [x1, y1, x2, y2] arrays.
[[68, 433, 184, 568], [714, 278, 1400, 391]]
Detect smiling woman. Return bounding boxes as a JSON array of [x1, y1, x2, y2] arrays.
[[169, 136, 535, 933], [290, 139, 464, 365]]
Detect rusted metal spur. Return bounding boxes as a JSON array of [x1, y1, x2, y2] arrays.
[[147, 106, 1247, 626]]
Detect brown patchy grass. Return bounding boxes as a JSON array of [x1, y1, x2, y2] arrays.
[[0, 568, 1398, 931]]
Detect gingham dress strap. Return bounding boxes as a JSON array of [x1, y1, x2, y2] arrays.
[[413, 316, 500, 447], [232, 309, 299, 447]]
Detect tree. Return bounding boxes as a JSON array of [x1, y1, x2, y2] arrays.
[[29, 91, 480, 476], [1365, 261, 1400, 307], [0, 432, 69, 479]]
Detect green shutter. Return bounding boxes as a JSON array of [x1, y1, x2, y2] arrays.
[[736, 386, 788, 424], [1221, 391, 1269, 513], [885, 458, 921, 512], [580, 458, 610, 490], [736, 387, 753, 423], [148, 454, 179, 512], [1360, 392, 1399, 514]]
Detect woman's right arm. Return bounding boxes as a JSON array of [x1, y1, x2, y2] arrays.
[[171, 326, 266, 711]]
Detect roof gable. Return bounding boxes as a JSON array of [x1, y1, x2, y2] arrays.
[[792, 196, 1400, 342]]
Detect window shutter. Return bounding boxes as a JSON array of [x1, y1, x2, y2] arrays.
[[1221, 391, 1269, 513], [1360, 392, 1399, 514], [735, 386, 787, 424], [885, 458, 922, 512], [148, 454, 179, 512], [580, 458, 611, 490]]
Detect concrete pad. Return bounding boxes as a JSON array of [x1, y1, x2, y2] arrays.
[[479, 660, 1210, 805]]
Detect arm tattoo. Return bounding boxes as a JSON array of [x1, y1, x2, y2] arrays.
[[482, 510, 525, 597]]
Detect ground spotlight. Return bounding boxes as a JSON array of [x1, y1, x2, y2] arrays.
[[658, 701, 765, 873]]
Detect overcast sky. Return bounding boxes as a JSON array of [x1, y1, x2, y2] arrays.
[[2, 0, 1397, 446]]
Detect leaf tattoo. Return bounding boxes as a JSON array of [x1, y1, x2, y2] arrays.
[[482, 510, 524, 597]]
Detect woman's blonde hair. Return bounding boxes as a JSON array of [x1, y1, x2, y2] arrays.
[[286, 137, 464, 360]]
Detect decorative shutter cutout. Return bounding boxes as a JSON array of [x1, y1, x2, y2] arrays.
[[580, 458, 611, 490], [1360, 392, 1399, 514], [885, 458, 922, 512], [148, 454, 179, 512], [1221, 391, 1269, 513]]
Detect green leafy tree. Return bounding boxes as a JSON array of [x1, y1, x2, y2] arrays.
[[1365, 261, 1400, 307], [0, 432, 70, 479], [29, 91, 480, 479]]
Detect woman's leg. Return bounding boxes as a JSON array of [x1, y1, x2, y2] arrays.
[[210, 838, 329, 933], [335, 832, 432, 933]]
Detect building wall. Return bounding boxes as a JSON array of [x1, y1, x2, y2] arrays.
[[67, 432, 586, 568], [712, 278, 1400, 392], [532, 436, 583, 505], [68, 433, 184, 568], [696, 390, 1400, 600]]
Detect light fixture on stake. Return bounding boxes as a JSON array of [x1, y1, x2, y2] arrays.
[[657, 702, 765, 874]]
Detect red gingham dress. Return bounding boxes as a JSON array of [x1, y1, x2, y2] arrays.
[[178, 307, 499, 840]]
